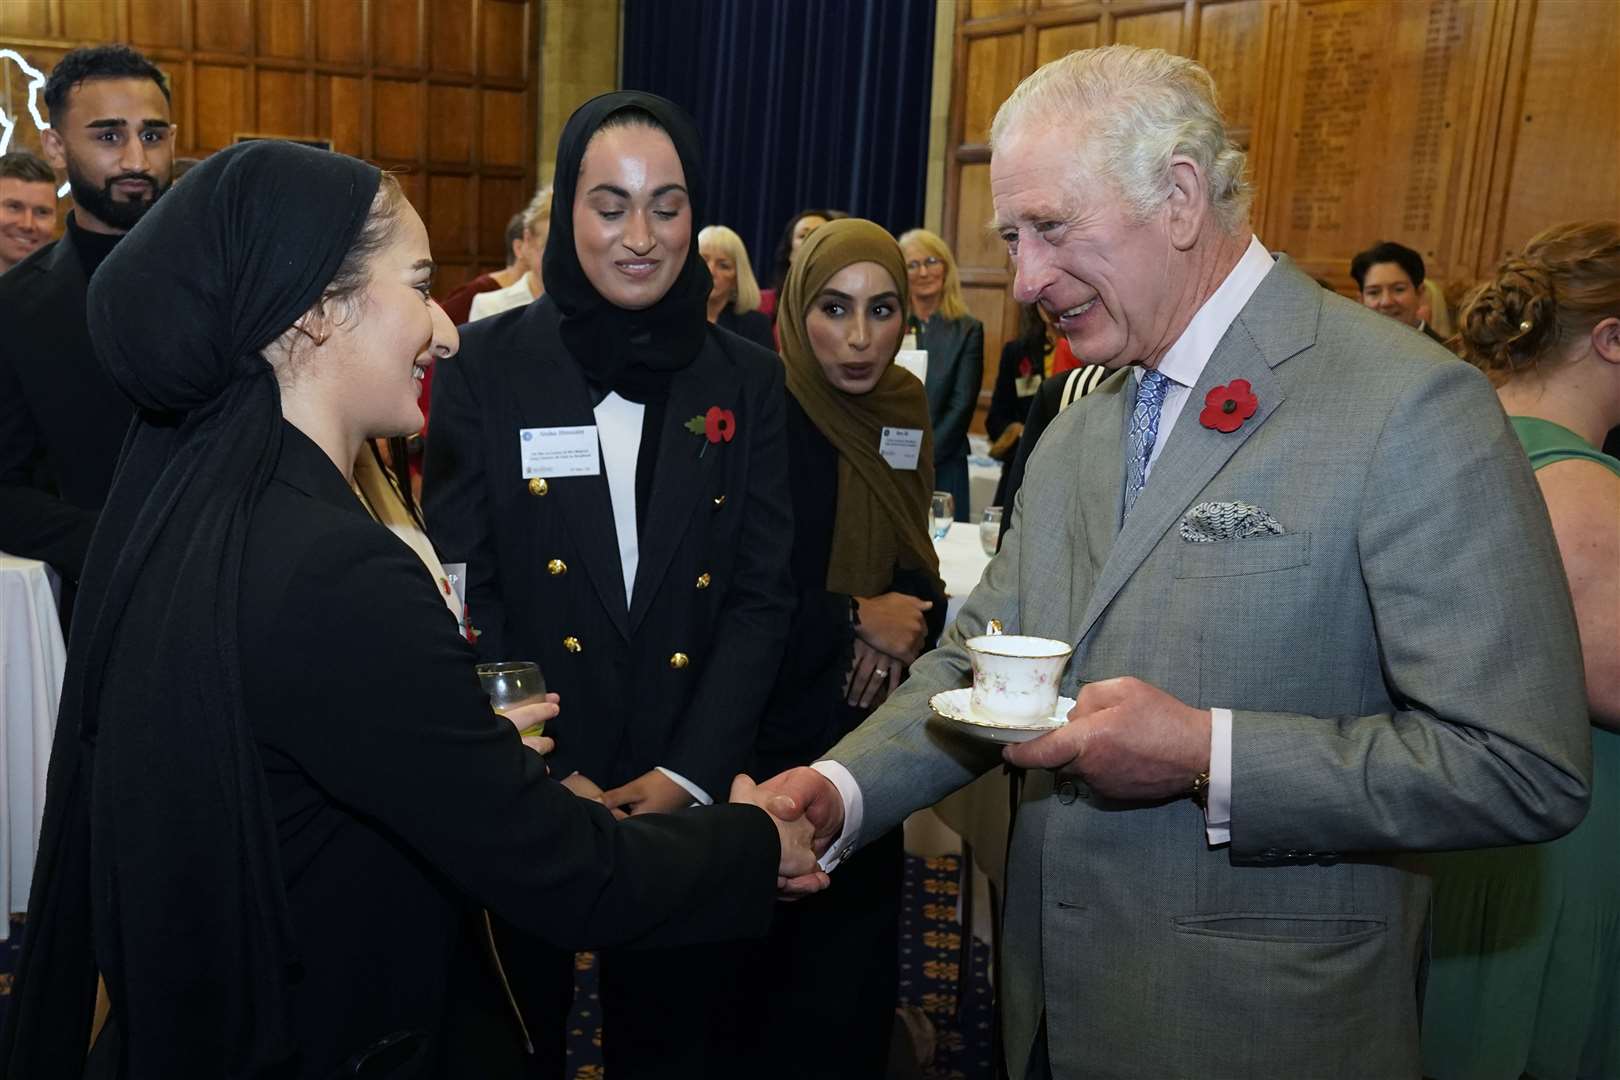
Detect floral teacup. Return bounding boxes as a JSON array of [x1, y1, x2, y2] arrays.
[[964, 634, 1073, 725]]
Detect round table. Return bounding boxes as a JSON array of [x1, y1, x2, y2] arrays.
[[0, 554, 66, 935]]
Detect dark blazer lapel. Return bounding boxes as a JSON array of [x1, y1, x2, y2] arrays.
[[1073, 258, 1318, 650], [627, 341, 730, 631], [507, 304, 632, 637]]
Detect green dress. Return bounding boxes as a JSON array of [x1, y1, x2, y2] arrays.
[[1421, 417, 1620, 1079]]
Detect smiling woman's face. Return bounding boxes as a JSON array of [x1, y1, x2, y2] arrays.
[[572, 123, 691, 310]]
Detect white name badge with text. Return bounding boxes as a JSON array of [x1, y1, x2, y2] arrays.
[[880, 426, 923, 471], [519, 426, 601, 479]]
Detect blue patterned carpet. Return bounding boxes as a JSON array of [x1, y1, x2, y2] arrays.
[[0, 855, 995, 1077]]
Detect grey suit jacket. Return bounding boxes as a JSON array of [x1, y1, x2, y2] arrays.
[[825, 256, 1591, 1079]]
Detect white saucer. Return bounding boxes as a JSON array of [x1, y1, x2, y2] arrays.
[[928, 688, 1074, 745]]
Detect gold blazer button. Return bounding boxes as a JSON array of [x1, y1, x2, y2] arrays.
[[712, 494, 726, 509], [562, 636, 581, 653], [669, 652, 690, 669], [547, 558, 567, 576], [528, 477, 548, 497], [695, 572, 711, 589]]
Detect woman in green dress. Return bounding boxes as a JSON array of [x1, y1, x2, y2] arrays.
[[1422, 220, 1620, 1079]]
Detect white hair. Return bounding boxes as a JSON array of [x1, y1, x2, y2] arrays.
[[990, 45, 1251, 234], [521, 186, 553, 235], [697, 224, 762, 315]]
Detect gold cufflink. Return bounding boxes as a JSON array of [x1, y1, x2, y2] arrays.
[[528, 477, 548, 496]]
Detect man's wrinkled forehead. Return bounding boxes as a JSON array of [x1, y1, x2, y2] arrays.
[[989, 122, 1107, 232]]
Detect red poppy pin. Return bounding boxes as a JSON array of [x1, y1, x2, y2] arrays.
[[1018, 357, 1034, 378], [684, 406, 736, 454], [1199, 379, 1258, 433]]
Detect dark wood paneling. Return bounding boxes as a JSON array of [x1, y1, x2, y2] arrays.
[[315, 0, 367, 63], [255, 68, 308, 137], [374, 0, 423, 69], [482, 0, 528, 79], [429, 84, 475, 165], [480, 175, 527, 260], [431, 0, 476, 74], [129, 0, 185, 49], [427, 174, 474, 256], [0, 1, 50, 38], [194, 64, 250, 151], [256, 0, 308, 60], [315, 74, 366, 156], [373, 78, 425, 160], [197, 0, 252, 54], [480, 88, 526, 167]]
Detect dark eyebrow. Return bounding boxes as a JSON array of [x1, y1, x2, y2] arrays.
[[651, 183, 687, 199], [85, 118, 171, 130], [411, 259, 436, 274], [815, 288, 900, 305], [586, 184, 629, 198]]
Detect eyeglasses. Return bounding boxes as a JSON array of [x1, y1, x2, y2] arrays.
[[905, 256, 943, 272]]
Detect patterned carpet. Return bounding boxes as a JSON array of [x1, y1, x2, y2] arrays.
[[0, 855, 995, 1078]]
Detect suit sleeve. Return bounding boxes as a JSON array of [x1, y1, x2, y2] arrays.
[[663, 358, 796, 796], [422, 352, 508, 660], [0, 349, 98, 579], [255, 529, 780, 952], [1229, 361, 1591, 857], [935, 319, 985, 461]]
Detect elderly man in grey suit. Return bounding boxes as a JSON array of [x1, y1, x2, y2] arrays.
[[762, 45, 1591, 1080]]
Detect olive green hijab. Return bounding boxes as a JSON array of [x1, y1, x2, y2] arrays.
[[778, 218, 943, 598]]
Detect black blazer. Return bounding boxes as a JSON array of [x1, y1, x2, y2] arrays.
[[422, 297, 795, 797], [235, 424, 778, 1077], [715, 304, 775, 351], [755, 396, 946, 779], [0, 231, 134, 579]]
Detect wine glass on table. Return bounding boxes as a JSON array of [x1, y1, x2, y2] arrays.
[[476, 661, 547, 736], [931, 491, 955, 540]]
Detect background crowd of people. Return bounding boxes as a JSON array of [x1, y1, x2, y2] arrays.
[[0, 38, 1615, 1080]]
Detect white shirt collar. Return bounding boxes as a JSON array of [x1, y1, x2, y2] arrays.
[[1142, 235, 1273, 389]]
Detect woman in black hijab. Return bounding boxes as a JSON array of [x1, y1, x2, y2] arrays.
[[1, 139, 809, 1079], [424, 93, 795, 1078]]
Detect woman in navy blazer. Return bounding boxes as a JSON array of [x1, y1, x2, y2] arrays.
[[899, 228, 983, 520]]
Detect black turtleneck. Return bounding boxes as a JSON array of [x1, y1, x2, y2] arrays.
[[65, 210, 124, 278]]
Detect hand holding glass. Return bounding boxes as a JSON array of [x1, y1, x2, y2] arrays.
[[476, 661, 547, 736]]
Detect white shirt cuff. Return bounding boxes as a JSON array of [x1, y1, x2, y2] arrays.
[[809, 760, 864, 871], [655, 766, 711, 806], [1205, 708, 1233, 846]]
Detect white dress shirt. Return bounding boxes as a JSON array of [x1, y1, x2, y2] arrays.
[[593, 392, 711, 806], [814, 236, 1275, 865], [467, 272, 538, 322]]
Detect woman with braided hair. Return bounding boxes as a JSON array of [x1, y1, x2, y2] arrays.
[[1421, 221, 1620, 1080]]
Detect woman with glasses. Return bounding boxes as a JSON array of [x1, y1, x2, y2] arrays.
[[898, 228, 982, 521]]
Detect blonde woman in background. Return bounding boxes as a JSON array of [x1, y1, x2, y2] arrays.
[[468, 186, 552, 321], [1422, 220, 1620, 1080], [699, 224, 773, 350], [898, 227, 982, 520]]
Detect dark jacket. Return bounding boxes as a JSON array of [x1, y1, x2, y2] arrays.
[[754, 396, 946, 779], [0, 227, 134, 580], [423, 297, 795, 798], [716, 304, 775, 352], [230, 424, 779, 1077], [916, 311, 984, 467]]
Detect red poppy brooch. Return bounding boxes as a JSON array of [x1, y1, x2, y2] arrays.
[[685, 406, 736, 452], [1199, 379, 1258, 433]]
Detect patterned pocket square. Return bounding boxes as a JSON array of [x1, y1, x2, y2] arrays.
[[1180, 501, 1285, 543]]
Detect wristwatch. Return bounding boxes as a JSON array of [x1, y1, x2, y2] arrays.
[[1189, 771, 1211, 810]]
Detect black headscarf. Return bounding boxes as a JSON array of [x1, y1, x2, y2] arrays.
[[1, 140, 381, 1077], [541, 90, 712, 402]]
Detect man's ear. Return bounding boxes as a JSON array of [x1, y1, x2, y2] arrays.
[[1164, 156, 1208, 252], [40, 127, 67, 172]]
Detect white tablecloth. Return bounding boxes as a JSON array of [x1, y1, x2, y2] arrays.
[[0, 554, 66, 934], [933, 526, 993, 626]]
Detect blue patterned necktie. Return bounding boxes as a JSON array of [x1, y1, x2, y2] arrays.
[[1123, 368, 1171, 520]]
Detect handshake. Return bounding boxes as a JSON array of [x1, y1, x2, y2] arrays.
[[727, 768, 848, 898]]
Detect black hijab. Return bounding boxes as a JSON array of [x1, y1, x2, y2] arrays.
[[541, 90, 712, 402], [1, 140, 381, 1078]]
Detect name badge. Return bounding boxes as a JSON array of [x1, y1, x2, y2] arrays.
[[1016, 374, 1041, 397], [519, 426, 600, 479], [879, 426, 923, 471]]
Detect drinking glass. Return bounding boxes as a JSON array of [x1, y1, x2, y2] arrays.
[[930, 491, 955, 539], [476, 661, 546, 735], [980, 506, 1003, 556]]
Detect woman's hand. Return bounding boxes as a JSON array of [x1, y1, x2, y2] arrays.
[[844, 639, 903, 709], [499, 694, 559, 756], [853, 592, 932, 664]]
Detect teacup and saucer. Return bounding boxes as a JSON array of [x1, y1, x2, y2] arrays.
[[930, 630, 1075, 744]]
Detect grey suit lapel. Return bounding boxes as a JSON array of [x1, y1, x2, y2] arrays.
[[1072, 256, 1320, 651]]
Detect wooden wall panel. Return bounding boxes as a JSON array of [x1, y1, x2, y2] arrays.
[[1036, 22, 1099, 69], [963, 33, 1024, 145], [1494, 0, 1620, 256], [315, 0, 366, 64], [944, 0, 1620, 433], [256, 0, 307, 60], [0, 0, 538, 291]]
